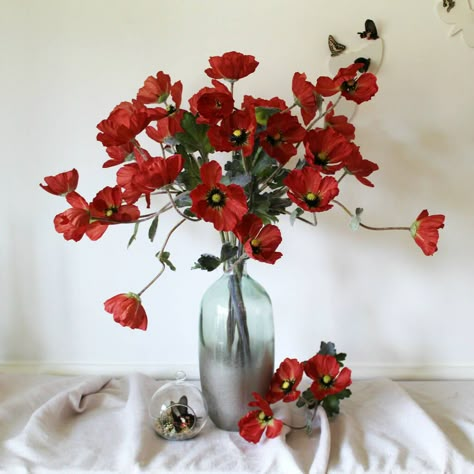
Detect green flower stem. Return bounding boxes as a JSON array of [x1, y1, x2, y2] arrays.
[[283, 209, 317, 226], [258, 163, 284, 192], [137, 218, 186, 296], [333, 200, 410, 232], [306, 94, 342, 132], [337, 170, 348, 184], [166, 188, 200, 222]]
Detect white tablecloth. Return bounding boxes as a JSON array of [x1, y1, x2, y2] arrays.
[[0, 374, 473, 473]]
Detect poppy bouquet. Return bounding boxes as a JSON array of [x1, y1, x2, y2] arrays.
[[41, 51, 445, 331], [238, 342, 351, 443]]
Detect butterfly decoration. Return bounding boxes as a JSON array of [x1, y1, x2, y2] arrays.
[[169, 395, 196, 432], [358, 19, 379, 40], [328, 34, 346, 56], [437, 0, 474, 47], [443, 0, 456, 12], [327, 20, 383, 120]]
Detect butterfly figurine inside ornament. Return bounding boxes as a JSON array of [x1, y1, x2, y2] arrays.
[[358, 19, 379, 40], [437, 0, 474, 47]]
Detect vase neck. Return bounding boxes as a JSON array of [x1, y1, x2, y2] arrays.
[[223, 259, 247, 276]]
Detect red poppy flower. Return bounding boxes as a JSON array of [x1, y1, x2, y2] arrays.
[[116, 153, 184, 205], [89, 186, 140, 223], [190, 161, 248, 231], [304, 128, 353, 174], [284, 167, 339, 212], [259, 112, 306, 165], [344, 145, 378, 187], [53, 192, 107, 242], [292, 72, 319, 125], [40, 169, 79, 196], [97, 101, 160, 147], [266, 358, 304, 403], [104, 292, 147, 330], [238, 392, 283, 444], [103, 142, 135, 168], [234, 214, 283, 264], [410, 210, 445, 256], [207, 109, 256, 157], [340, 72, 378, 104], [136, 71, 182, 107], [324, 103, 355, 141], [189, 81, 234, 125], [315, 63, 378, 104], [205, 51, 259, 82], [304, 354, 352, 401]]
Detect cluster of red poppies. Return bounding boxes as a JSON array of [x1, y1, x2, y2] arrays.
[[238, 351, 352, 443], [41, 51, 445, 331]]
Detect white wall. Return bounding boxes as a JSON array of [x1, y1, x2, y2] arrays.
[[1, 0, 473, 379]]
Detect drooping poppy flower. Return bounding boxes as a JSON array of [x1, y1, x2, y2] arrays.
[[189, 161, 248, 231], [410, 210, 445, 256], [116, 153, 184, 205], [284, 167, 339, 213], [205, 51, 259, 82], [292, 72, 319, 125], [259, 112, 306, 165], [234, 214, 283, 264], [89, 186, 140, 223], [266, 358, 304, 403], [103, 142, 135, 168], [104, 292, 147, 330], [207, 109, 256, 157], [304, 354, 352, 401], [344, 144, 379, 187], [324, 102, 355, 141], [136, 71, 182, 107], [53, 191, 107, 242], [146, 110, 185, 145], [40, 169, 79, 196], [188, 81, 234, 125], [96, 101, 161, 147], [238, 392, 283, 444], [304, 128, 353, 174]]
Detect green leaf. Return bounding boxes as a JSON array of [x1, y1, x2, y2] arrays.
[[192, 254, 221, 271], [321, 394, 341, 417], [127, 222, 139, 248], [290, 207, 304, 226], [157, 251, 176, 271], [350, 207, 364, 231], [220, 243, 238, 262], [148, 216, 159, 242], [175, 112, 213, 155], [319, 341, 337, 357], [173, 191, 192, 208], [175, 144, 201, 190]]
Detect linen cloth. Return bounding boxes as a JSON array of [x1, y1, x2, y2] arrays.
[[0, 374, 473, 473]]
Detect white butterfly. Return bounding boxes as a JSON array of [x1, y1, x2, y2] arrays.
[[437, 0, 474, 47]]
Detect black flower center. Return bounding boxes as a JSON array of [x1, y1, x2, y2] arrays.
[[105, 206, 118, 217], [281, 379, 295, 393], [250, 238, 261, 254], [230, 129, 248, 146], [304, 192, 321, 208], [341, 79, 357, 93], [320, 374, 333, 387], [266, 132, 282, 146], [314, 152, 329, 167], [207, 189, 226, 208]]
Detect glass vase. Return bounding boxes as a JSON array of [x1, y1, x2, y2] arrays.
[[198, 261, 274, 431]]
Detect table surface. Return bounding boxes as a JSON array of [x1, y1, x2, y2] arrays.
[[0, 374, 473, 473]]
